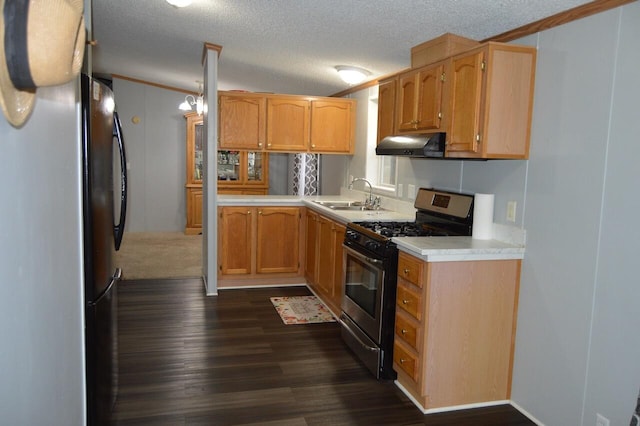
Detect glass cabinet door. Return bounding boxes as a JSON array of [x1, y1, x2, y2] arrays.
[[193, 123, 203, 181], [218, 150, 241, 181], [246, 151, 264, 182]]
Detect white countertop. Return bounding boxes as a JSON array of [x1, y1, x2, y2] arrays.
[[217, 194, 416, 224], [217, 194, 525, 262], [393, 236, 525, 262]]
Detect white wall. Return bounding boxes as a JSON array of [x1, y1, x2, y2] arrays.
[[0, 82, 85, 424], [113, 78, 189, 232], [584, 6, 640, 424], [512, 6, 640, 425], [330, 3, 640, 424]]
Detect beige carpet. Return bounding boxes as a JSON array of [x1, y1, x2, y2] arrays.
[[115, 232, 202, 280]]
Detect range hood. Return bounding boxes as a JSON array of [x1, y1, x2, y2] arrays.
[[375, 133, 446, 158]]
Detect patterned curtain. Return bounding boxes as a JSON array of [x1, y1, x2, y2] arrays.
[[291, 153, 320, 196]]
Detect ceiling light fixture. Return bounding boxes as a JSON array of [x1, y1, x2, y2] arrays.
[[166, 0, 192, 8], [335, 65, 370, 85], [179, 82, 204, 115]]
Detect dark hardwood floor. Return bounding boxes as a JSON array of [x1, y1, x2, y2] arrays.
[[114, 278, 534, 426]]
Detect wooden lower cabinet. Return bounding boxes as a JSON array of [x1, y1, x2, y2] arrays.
[[256, 208, 300, 274], [394, 251, 521, 410], [304, 209, 346, 314], [185, 187, 203, 235], [218, 206, 302, 283]]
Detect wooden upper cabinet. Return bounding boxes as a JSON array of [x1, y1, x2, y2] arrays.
[[266, 96, 310, 151], [219, 93, 266, 150], [396, 61, 446, 133], [448, 51, 484, 154], [416, 63, 446, 130], [219, 91, 356, 154], [309, 99, 355, 154], [396, 71, 418, 132], [377, 78, 396, 143], [447, 43, 536, 159]]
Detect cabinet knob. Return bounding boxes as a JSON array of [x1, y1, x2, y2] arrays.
[[258, 142, 263, 147], [267, 143, 272, 147], [258, 210, 263, 215], [403, 268, 410, 275], [401, 329, 407, 335], [399, 358, 406, 364], [311, 144, 316, 148], [247, 210, 251, 215], [402, 299, 410, 305]]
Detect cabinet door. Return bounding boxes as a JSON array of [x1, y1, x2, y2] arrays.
[[309, 99, 355, 153], [377, 78, 396, 143], [217, 150, 241, 183], [185, 113, 203, 184], [304, 209, 319, 284], [396, 71, 418, 132], [448, 50, 484, 154], [332, 222, 346, 301], [266, 97, 309, 151], [185, 188, 203, 235], [219, 94, 266, 150], [219, 207, 253, 275], [256, 207, 300, 274], [245, 151, 268, 185], [415, 63, 445, 131], [316, 216, 335, 295]]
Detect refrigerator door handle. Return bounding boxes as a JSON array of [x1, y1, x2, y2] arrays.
[[89, 268, 122, 307], [113, 111, 128, 251]]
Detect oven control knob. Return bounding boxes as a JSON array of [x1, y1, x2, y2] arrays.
[[365, 241, 380, 251], [346, 230, 358, 240]]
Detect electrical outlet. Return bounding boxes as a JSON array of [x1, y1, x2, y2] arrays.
[[596, 413, 610, 426], [397, 184, 403, 198], [407, 184, 416, 200], [506, 201, 517, 222]]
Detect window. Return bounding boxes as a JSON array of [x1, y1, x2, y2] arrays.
[[366, 88, 397, 193]]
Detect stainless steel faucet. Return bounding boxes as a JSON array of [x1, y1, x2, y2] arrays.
[[348, 177, 375, 208]]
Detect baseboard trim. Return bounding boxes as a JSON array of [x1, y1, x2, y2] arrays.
[[395, 380, 546, 424], [510, 400, 546, 426], [217, 282, 307, 289]]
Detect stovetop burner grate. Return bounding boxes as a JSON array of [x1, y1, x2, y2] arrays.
[[350, 221, 450, 238]]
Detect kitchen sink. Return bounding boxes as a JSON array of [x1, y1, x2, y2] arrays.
[[312, 200, 385, 211]]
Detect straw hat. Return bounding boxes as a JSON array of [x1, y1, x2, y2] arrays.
[[0, 0, 85, 127]]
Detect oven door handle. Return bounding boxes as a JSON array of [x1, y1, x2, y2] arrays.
[[343, 244, 384, 266], [339, 314, 379, 352]]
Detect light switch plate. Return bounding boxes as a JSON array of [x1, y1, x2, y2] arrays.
[[407, 184, 416, 200], [596, 413, 610, 426], [507, 201, 517, 222]]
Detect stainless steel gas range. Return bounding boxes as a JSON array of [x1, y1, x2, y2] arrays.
[[339, 188, 474, 379]]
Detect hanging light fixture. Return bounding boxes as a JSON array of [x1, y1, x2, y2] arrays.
[[335, 65, 370, 85], [179, 82, 204, 115], [166, 0, 192, 7]]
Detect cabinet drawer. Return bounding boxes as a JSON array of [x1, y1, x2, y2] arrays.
[[394, 341, 419, 382], [396, 281, 422, 321], [398, 252, 423, 287], [395, 313, 420, 350]]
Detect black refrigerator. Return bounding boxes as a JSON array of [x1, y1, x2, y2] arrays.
[[81, 74, 128, 425]]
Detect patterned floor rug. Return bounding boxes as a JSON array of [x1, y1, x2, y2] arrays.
[[270, 296, 336, 324]]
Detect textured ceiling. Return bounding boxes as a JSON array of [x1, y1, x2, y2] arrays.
[[91, 0, 591, 96]]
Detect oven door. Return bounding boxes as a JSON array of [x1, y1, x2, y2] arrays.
[[341, 244, 386, 343]]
